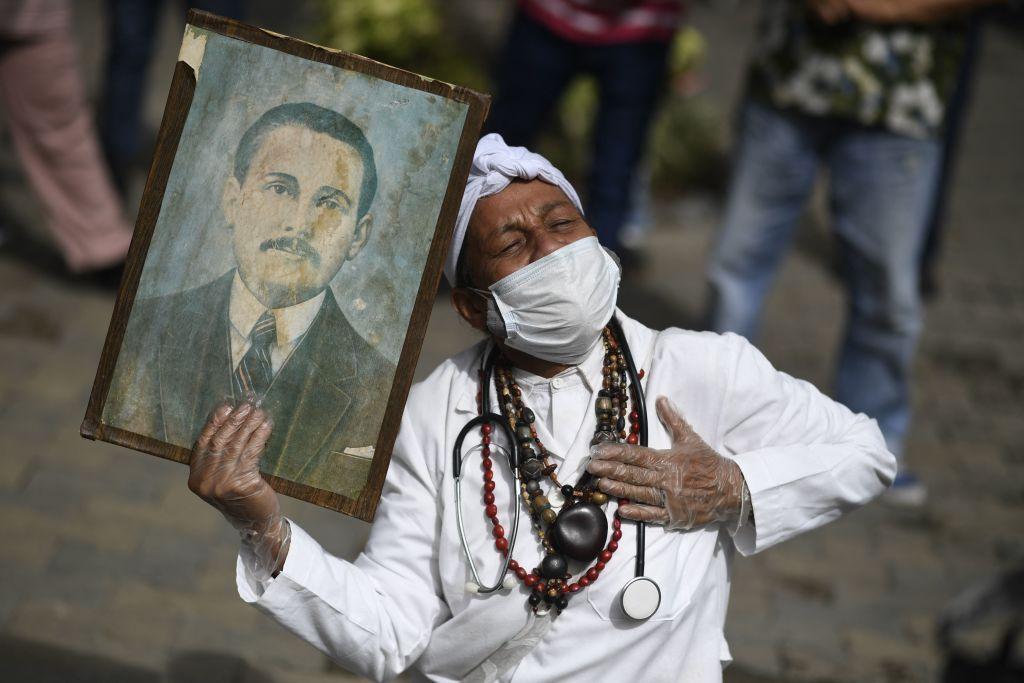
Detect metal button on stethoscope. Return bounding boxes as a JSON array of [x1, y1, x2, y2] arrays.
[[620, 576, 661, 620]]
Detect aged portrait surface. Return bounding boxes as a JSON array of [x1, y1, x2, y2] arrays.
[[83, 14, 486, 518]]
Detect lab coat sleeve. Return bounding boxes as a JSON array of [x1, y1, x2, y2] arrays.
[[718, 333, 897, 556], [235, 408, 449, 681]]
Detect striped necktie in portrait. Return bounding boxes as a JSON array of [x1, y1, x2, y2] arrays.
[[233, 310, 277, 399]]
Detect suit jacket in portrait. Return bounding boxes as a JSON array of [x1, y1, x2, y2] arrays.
[[105, 271, 396, 499]]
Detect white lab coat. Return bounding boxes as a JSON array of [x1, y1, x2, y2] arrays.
[[237, 313, 896, 682]]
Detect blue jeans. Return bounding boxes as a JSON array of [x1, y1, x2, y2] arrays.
[[486, 10, 670, 253], [706, 99, 942, 459]]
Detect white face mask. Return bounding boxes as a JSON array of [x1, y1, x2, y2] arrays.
[[473, 236, 621, 365]]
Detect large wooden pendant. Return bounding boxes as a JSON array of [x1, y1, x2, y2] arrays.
[[549, 503, 608, 562]]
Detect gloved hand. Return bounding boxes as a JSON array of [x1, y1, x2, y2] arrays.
[[586, 396, 747, 531], [188, 399, 289, 580]]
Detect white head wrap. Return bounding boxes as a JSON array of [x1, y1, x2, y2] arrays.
[[444, 133, 583, 286]]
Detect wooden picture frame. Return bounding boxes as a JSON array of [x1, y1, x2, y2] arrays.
[[80, 10, 489, 522]]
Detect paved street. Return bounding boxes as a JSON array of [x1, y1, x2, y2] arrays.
[[1, 3, 1022, 682]]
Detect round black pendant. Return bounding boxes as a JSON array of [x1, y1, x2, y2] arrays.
[[549, 503, 608, 562]]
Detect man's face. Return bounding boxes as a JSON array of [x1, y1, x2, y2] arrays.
[[451, 179, 596, 337], [223, 125, 371, 308]]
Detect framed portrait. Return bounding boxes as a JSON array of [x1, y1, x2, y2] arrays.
[[81, 11, 488, 521]]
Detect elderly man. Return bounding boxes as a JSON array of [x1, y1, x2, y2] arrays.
[[189, 134, 895, 682]]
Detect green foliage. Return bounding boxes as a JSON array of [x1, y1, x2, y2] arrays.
[[647, 96, 729, 194], [669, 24, 706, 76], [319, 0, 439, 61], [316, 0, 488, 90]]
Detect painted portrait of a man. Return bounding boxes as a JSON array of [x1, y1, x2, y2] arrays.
[[95, 26, 470, 507], [106, 103, 395, 498]]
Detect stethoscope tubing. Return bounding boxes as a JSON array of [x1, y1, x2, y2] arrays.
[[453, 412, 522, 593]]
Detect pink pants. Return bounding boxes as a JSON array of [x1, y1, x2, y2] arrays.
[[0, 2, 132, 272]]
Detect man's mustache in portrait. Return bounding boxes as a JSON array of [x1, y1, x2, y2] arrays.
[[260, 235, 321, 267]]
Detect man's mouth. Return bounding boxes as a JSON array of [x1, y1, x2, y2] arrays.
[[259, 236, 320, 266]]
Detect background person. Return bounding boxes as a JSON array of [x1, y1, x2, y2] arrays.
[[485, 0, 686, 258], [704, 0, 1002, 505], [99, 0, 245, 191], [0, 0, 133, 274]]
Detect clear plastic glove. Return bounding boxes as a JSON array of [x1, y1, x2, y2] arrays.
[[188, 399, 289, 580], [586, 396, 746, 531]]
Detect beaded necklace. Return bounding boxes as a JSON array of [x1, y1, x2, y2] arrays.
[[475, 327, 643, 616]]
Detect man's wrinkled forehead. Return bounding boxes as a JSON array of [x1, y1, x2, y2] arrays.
[[469, 179, 577, 242]]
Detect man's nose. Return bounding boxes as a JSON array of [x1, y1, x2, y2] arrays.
[[532, 228, 571, 262], [284, 202, 314, 237]]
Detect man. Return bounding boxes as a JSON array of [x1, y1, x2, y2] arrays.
[[109, 102, 394, 498], [705, 0, 999, 505], [188, 135, 895, 681]]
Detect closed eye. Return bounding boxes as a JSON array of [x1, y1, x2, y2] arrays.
[[499, 239, 523, 255]]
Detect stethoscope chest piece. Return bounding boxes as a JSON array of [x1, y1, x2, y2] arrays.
[[620, 576, 661, 621]]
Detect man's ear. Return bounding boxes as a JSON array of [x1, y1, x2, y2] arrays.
[[346, 213, 372, 261], [452, 287, 489, 333], [222, 176, 242, 228]]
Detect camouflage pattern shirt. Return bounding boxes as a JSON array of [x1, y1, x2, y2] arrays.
[[749, 0, 968, 139]]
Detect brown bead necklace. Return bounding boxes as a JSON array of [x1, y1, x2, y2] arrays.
[[475, 327, 643, 615]]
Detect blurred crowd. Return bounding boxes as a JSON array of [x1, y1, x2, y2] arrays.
[[0, 0, 1012, 502]]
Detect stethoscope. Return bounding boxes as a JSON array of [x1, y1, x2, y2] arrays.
[[452, 316, 662, 621]]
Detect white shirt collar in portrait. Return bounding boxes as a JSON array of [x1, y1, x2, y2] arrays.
[[228, 271, 326, 373]]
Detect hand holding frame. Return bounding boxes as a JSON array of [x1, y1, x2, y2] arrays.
[[189, 400, 289, 579]]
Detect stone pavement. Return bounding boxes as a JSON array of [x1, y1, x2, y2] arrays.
[[1, 2, 1022, 683]]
